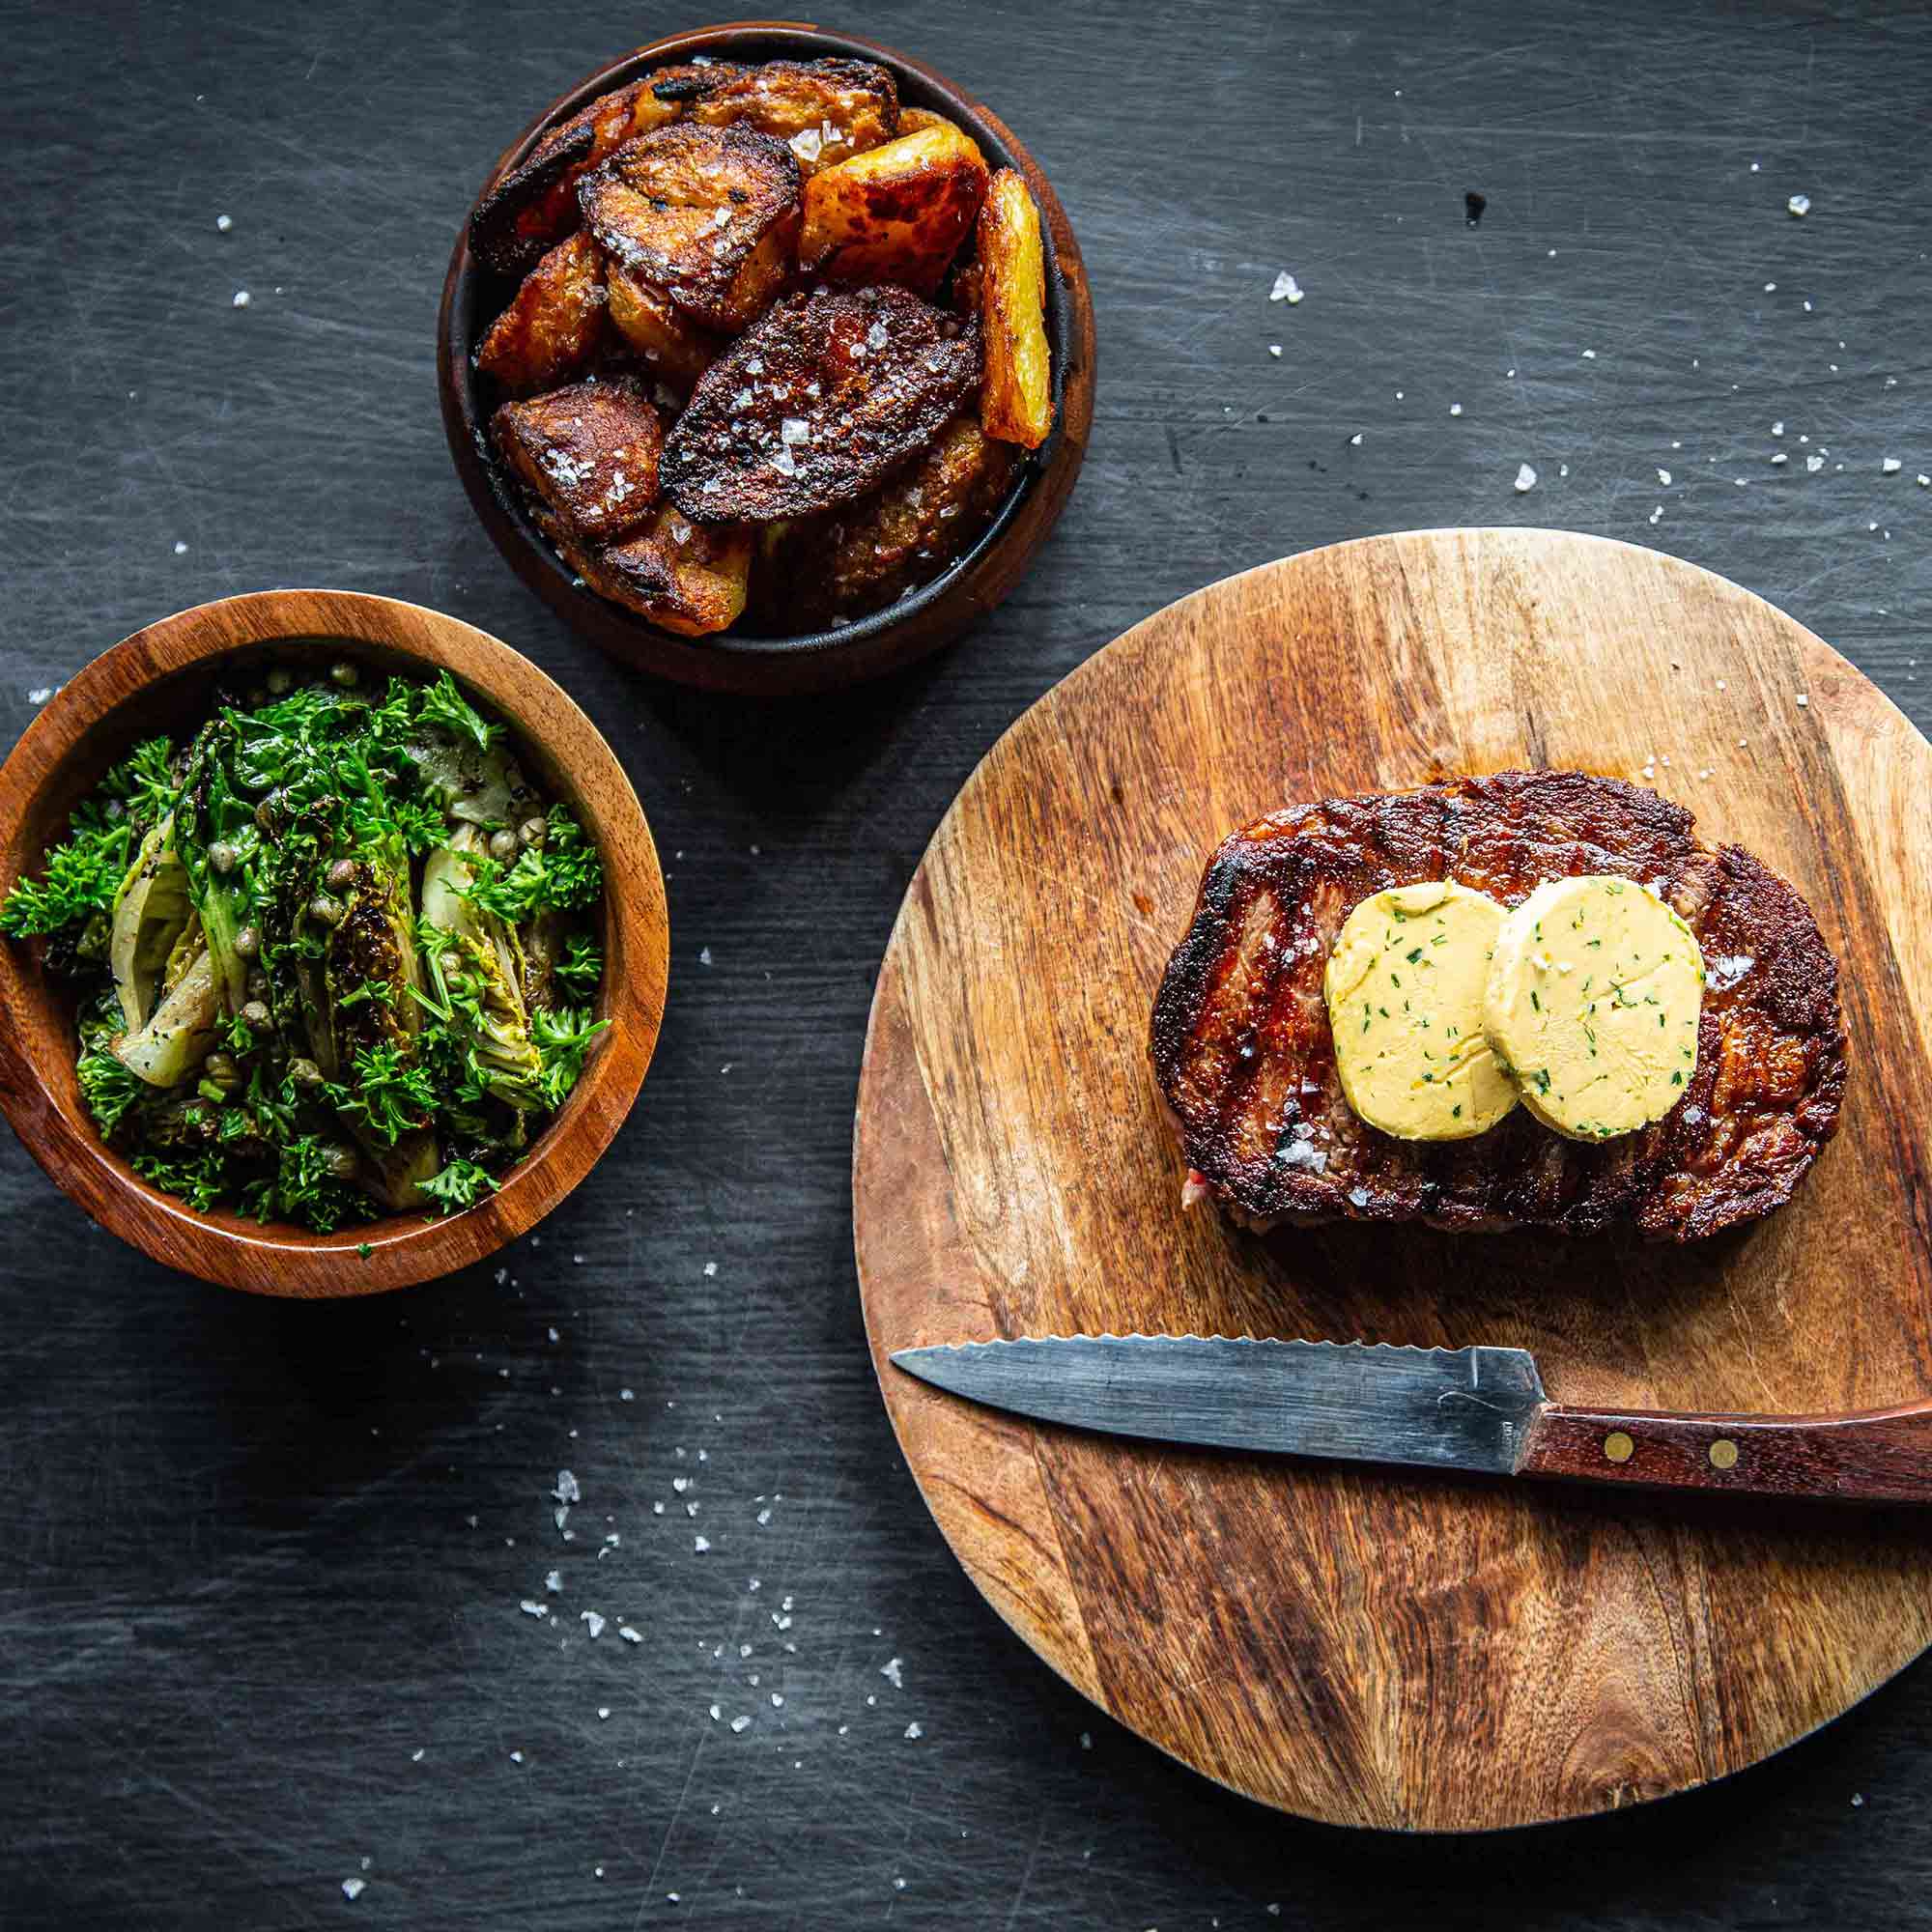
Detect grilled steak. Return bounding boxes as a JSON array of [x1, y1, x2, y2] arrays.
[[1150, 772, 1846, 1241]]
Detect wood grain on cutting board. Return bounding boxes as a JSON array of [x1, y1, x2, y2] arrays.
[[855, 529, 1932, 1830]]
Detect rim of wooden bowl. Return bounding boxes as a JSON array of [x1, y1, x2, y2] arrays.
[[437, 19, 1096, 697], [0, 589, 669, 1297]]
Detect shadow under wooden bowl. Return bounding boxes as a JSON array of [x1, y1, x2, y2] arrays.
[[0, 589, 669, 1297], [438, 19, 1096, 697]]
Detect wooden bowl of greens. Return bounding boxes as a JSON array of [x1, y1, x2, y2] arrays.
[[0, 589, 668, 1296]]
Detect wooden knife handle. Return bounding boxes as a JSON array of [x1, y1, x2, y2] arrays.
[[1517, 1398, 1932, 1502]]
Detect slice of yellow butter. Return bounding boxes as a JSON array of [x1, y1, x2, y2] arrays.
[[1482, 875, 1703, 1142], [1324, 881, 1518, 1141]]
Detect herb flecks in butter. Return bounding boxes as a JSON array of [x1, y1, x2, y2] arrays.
[[1324, 881, 1516, 1142]]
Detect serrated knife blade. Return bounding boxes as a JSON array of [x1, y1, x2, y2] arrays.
[[889, 1335, 1932, 1502], [892, 1336, 1546, 1475]]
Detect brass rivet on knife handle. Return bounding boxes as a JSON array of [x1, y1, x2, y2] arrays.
[[1603, 1431, 1635, 1463], [1710, 1437, 1740, 1470]]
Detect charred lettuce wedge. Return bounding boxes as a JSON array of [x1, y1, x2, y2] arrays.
[[2, 661, 608, 1233]]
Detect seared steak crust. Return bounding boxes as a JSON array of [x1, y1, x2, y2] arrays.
[[1150, 772, 1846, 1241]]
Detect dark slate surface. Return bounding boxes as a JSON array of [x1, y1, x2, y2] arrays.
[[3, 0, 1929, 1925]]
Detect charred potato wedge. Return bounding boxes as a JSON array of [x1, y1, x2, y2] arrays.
[[491, 376, 664, 546], [579, 507, 753, 637], [976, 170, 1053, 448], [661, 285, 981, 521], [469, 120, 596, 278], [469, 72, 724, 278], [798, 120, 990, 296], [474, 229, 609, 394], [606, 261, 724, 393], [578, 123, 801, 333], [761, 412, 1023, 627], [692, 58, 898, 174]]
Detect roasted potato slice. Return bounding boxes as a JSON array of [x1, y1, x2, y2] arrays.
[[606, 261, 724, 393], [976, 169, 1053, 448], [895, 106, 955, 139], [491, 375, 664, 546], [469, 71, 738, 277], [474, 229, 609, 394], [469, 120, 597, 278], [798, 120, 989, 296], [692, 57, 898, 174], [660, 284, 981, 521], [578, 123, 801, 333], [758, 412, 1023, 628], [578, 506, 753, 637]]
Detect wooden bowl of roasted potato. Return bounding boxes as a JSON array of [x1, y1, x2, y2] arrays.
[[438, 22, 1094, 696]]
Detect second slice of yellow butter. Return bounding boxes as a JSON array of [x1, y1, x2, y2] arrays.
[[1324, 881, 1518, 1141], [1482, 875, 1704, 1142]]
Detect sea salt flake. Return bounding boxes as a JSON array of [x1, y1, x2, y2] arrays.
[[1882, 457, 1902, 473], [695, 1536, 711, 1552], [1788, 193, 1811, 217], [1349, 433, 1362, 446], [1656, 469, 1672, 485], [1513, 463, 1538, 493], [1805, 454, 1825, 472], [619, 1626, 642, 1644], [215, 213, 233, 231], [520, 1599, 546, 1618], [904, 1721, 924, 1741], [554, 1470, 581, 1505], [881, 1657, 903, 1688], [343, 1879, 366, 1900], [582, 1610, 607, 1638], [731, 1715, 753, 1733], [1267, 343, 1282, 357], [1268, 270, 1303, 304], [232, 290, 251, 307], [1449, 403, 1463, 416]]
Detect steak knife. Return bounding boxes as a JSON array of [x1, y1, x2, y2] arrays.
[[891, 1336, 1932, 1503]]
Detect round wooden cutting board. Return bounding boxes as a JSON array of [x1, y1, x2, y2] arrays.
[[852, 529, 1932, 1832]]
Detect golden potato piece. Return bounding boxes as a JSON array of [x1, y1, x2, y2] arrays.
[[474, 230, 609, 394], [692, 58, 898, 174], [578, 123, 801, 333], [580, 506, 753, 637], [491, 376, 664, 546], [895, 106, 955, 139], [977, 170, 1052, 448], [661, 285, 981, 521], [606, 260, 724, 393], [758, 412, 1023, 628], [798, 121, 989, 297]]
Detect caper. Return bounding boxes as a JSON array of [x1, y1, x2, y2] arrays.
[[254, 793, 279, 832], [289, 1057, 324, 1089], [519, 816, 548, 848], [329, 661, 359, 689], [242, 1000, 271, 1031], [326, 857, 358, 891], [209, 839, 237, 875], [322, 1142, 359, 1180], [246, 968, 270, 999], [489, 829, 519, 862], [266, 667, 293, 696], [309, 894, 343, 926], [204, 1050, 241, 1091], [233, 925, 260, 958]]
